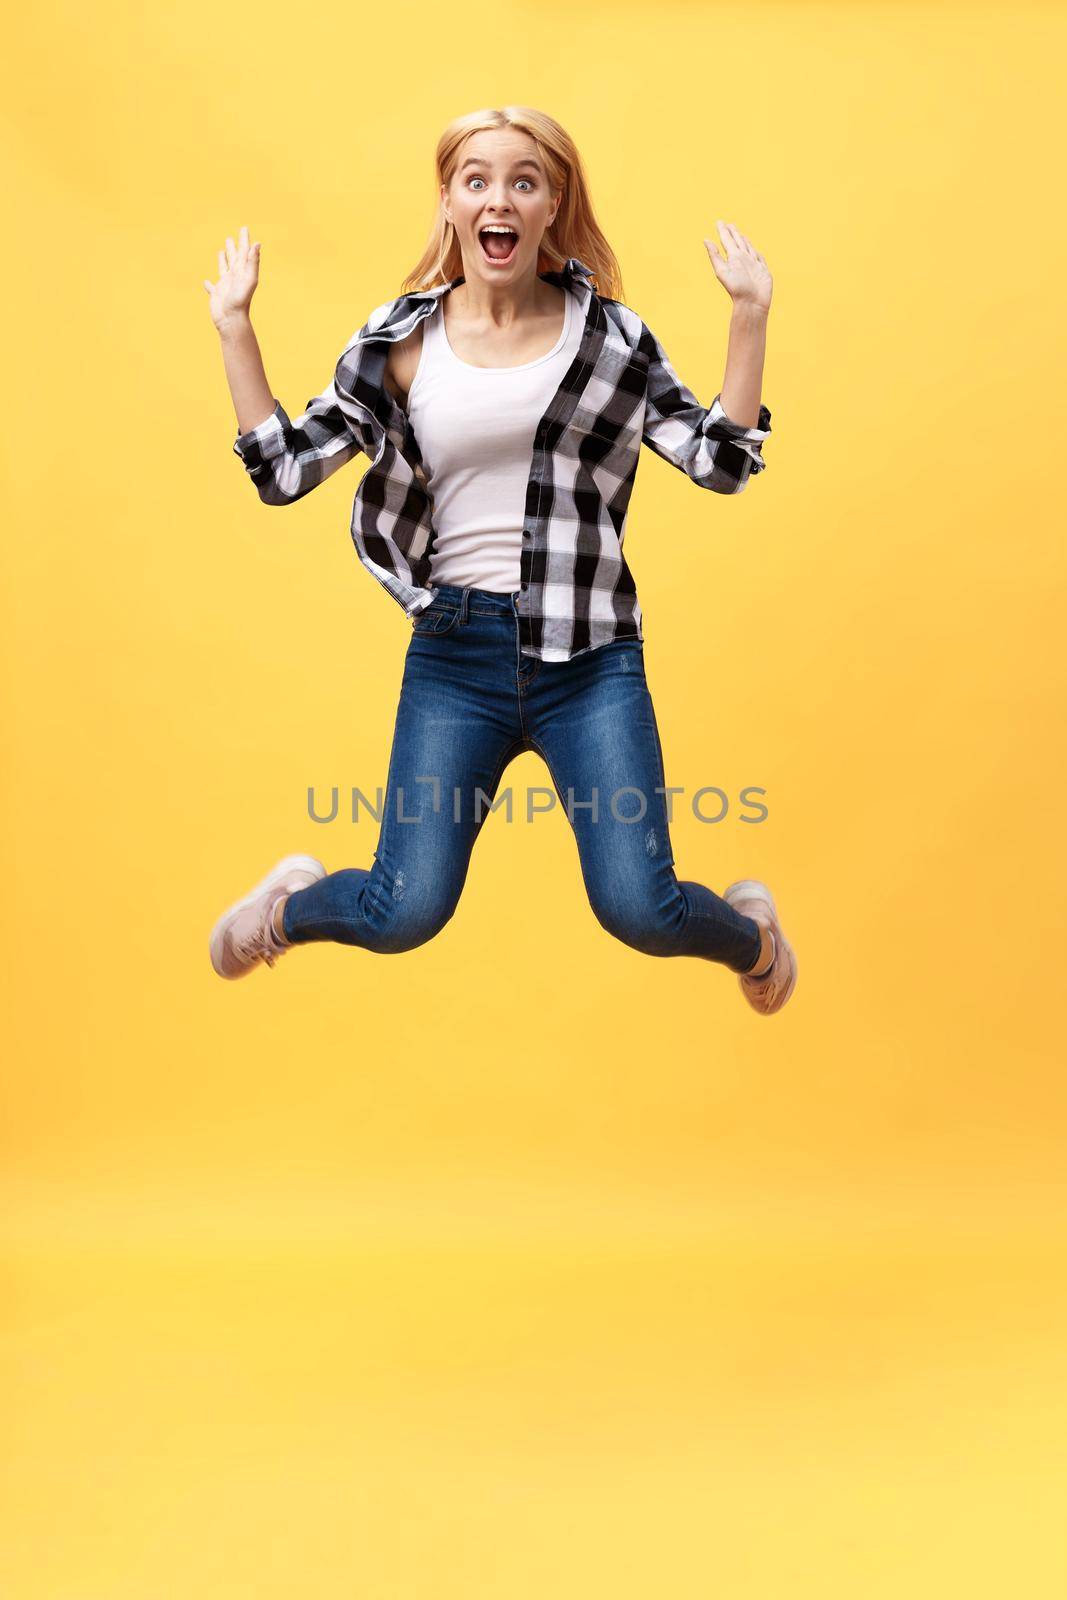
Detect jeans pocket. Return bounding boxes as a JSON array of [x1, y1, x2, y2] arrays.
[[411, 602, 460, 636]]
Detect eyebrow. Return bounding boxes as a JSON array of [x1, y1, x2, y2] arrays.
[[459, 156, 543, 174]]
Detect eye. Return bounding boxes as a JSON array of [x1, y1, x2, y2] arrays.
[[465, 175, 536, 192]]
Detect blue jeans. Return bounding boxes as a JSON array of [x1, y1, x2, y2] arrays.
[[282, 584, 764, 974]]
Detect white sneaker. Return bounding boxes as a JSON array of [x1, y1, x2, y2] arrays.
[[209, 854, 327, 979], [722, 878, 798, 1016]]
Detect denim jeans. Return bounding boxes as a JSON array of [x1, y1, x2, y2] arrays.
[[282, 584, 764, 974]]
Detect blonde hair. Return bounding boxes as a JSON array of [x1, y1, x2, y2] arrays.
[[400, 106, 624, 302]]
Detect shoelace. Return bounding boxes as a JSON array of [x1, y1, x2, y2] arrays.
[[232, 932, 277, 969], [232, 913, 285, 971]]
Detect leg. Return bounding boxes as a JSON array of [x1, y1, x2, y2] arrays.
[[282, 629, 523, 954], [527, 640, 765, 974]]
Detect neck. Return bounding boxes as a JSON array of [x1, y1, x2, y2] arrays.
[[449, 262, 553, 326]]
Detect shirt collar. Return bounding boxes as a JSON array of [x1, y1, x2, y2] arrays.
[[358, 256, 598, 350], [562, 256, 597, 285]]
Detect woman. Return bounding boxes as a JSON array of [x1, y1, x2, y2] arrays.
[[204, 106, 797, 1016]]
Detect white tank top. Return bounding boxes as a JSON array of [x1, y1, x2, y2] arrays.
[[406, 286, 583, 592]]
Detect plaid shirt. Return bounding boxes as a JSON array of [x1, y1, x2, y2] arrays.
[[232, 257, 772, 662]]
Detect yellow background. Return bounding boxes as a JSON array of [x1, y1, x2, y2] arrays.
[[4, 1, 1065, 1593]]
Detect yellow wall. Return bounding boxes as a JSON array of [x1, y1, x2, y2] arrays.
[[4, 1, 1065, 1593]]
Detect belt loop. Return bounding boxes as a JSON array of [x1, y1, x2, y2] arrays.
[[459, 587, 470, 625]]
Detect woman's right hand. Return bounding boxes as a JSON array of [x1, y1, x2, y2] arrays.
[[203, 225, 261, 331]]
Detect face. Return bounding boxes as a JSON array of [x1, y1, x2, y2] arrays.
[[442, 128, 561, 283]]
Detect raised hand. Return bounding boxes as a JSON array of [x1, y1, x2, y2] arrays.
[[203, 224, 262, 329], [703, 221, 773, 313]]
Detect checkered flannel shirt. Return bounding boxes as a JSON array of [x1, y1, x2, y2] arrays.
[[232, 257, 772, 662]]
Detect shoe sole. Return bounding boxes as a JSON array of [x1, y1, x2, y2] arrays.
[[209, 853, 327, 979], [722, 878, 798, 1015]]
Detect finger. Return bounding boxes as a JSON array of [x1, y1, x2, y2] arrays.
[[238, 224, 249, 254], [716, 220, 737, 255], [218, 249, 226, 277], [203, 279, 214, 292], [225, 235, 237, 266], [729, 222, 754, 257]]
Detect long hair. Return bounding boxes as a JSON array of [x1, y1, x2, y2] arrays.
[[400, 107, 624, 302]]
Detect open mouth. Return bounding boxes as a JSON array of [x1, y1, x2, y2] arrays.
[[478, 227, 519, 265]]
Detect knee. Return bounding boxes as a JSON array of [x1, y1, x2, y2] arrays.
[[372, 889, 458, 954], [590, 893, 678, 958]]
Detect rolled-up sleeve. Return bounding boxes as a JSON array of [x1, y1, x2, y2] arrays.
[[639, 320, 772, 493], [232, 367, 364, 506]]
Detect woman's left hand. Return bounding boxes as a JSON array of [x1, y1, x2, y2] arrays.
[[703, 222, 773, 312]]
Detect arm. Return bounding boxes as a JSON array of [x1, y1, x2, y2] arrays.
[[206, 226, 364, 505], [226, 319, 363, 507], [640, 317, 772, 493], [640, 221, 774, 493], [719, 302, 769, 431]]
